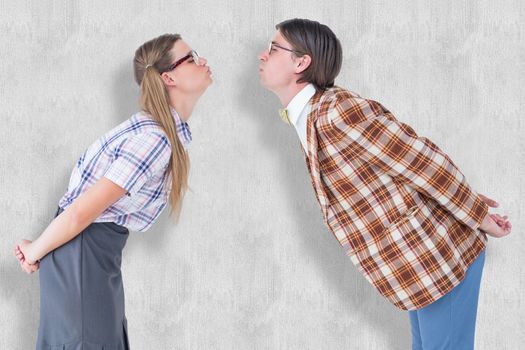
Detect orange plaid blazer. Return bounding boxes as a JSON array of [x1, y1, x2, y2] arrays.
[[302, 86, 488, 310]]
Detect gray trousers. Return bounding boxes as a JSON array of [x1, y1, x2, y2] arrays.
[[36, 207, 130, 350]]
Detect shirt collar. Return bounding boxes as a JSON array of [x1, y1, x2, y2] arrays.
[[170, 107, 192, 149], [286, 83, 316, 126]]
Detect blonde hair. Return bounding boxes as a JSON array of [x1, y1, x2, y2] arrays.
[[133, 33, 189, 220]]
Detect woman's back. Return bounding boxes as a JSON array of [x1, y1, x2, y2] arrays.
[[58, 111, 176, 232]]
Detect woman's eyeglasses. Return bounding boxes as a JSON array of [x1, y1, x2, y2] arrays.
[[164, 50, 200, 72]]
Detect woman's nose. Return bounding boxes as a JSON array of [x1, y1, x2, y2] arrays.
[[198, 57, 207, 65]]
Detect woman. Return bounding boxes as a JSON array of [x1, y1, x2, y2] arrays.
[[14, 33, 212, 349]]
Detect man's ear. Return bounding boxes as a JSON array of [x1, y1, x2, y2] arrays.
[[295, 54, 312, 74], [160, 72, 177, 87]]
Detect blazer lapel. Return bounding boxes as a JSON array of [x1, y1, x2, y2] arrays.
[[304, 91, 330, 222]]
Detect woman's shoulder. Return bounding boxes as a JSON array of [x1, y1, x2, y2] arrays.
[[81, 112, 170, 160], [130, 111, 170, 137], [104, 111, 168, 140]]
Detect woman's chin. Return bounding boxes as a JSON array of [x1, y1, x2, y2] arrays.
[[204, 76, 213, 88]]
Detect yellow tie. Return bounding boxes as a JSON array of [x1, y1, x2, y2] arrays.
[[278, 108, 291, 125]]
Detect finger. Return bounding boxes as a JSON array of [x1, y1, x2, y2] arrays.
[[494, 214, 507, 221], [492, 218, 505, 227], [30, 262, 39, 272], [489, 214, 501, 223], [490, 215, 507, 226], [14, 247, 22, 257], [479, 194, 499, 208]]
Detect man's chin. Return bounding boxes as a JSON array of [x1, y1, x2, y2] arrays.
[[258, 77, 270, 90]]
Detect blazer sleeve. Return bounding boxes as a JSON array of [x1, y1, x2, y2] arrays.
[[325, 96, 488, 231]]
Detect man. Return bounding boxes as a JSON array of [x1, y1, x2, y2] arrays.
[[258, 18, 511, 349]]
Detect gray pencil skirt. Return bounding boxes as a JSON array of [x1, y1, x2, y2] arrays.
[[35, 206, 130, 350]]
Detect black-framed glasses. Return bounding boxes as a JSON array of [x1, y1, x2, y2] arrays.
[[267, 42, 301, 56], [164, 50, 200, 72]]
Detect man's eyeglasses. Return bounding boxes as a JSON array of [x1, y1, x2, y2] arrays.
[[164, 50, 200, 72], [267, 42, 301, 56]]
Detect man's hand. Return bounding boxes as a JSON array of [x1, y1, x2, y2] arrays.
[[477, 194, 512, 238], [479, 193, 499, 208], [479, 213, 512, 238]]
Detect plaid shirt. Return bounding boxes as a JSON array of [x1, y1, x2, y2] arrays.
[[58, 108, 191, 232], [301, 86, 488, 310]]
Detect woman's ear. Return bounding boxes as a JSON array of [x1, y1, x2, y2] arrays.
[[160, 72, 177, 87], [295, 54, 312, 74]]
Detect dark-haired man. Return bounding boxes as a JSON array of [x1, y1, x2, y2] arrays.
[[258, 18, 511, 349]]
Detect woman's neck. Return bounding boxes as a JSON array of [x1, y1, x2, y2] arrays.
[[169, 91, 201, 122]]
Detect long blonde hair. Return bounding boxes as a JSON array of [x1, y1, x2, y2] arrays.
[[133, 34, 189, 220]]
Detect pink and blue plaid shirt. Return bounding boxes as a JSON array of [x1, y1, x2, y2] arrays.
[[58, 108, 191, 232]]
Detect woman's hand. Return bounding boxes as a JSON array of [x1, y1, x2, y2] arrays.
[[14, 240, 40, 274]]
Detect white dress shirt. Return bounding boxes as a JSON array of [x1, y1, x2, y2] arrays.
[[286, 83, 316, 152]]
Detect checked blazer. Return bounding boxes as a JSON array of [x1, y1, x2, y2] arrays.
[[301, 86, 489, 310]]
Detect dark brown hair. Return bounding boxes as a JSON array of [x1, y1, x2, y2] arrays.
[[276, 18, 342, 91]]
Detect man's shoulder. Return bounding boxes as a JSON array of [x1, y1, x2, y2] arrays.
[[313, 86, 392, 125], [311, 86, 369, 112], [318, 86, 361, 102]]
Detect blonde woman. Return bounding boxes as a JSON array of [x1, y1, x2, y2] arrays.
[[14, 33, 212, 349]]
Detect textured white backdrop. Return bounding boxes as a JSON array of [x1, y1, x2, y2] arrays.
[[1, 1, 523, 349]]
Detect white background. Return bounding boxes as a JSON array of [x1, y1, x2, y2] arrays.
[[1, 1, 523, 349]]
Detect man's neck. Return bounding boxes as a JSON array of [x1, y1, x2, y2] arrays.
[[276, 82, 310, 107]]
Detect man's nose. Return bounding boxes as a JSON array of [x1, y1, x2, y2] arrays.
[[258, 50, 268, 61], [198, 57, 207, 65]]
